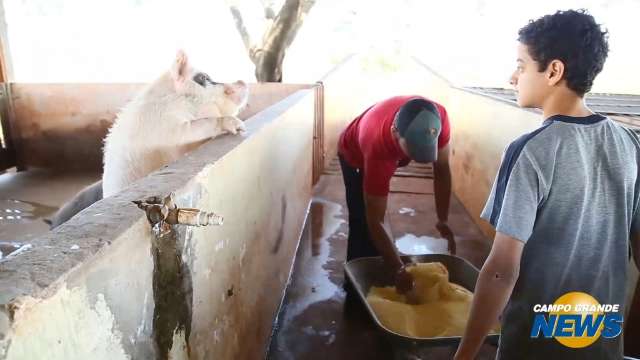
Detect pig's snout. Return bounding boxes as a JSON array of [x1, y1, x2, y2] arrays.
[[224, 80, 247, 95], [224, 86, 234, 95]]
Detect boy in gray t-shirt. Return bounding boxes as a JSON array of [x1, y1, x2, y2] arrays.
[[455, 10, 640, 360]]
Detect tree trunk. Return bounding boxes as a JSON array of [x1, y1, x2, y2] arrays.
[[229, 0, 315, 82]]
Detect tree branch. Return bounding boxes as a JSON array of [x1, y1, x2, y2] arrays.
[[261, 0, 301, 54], [260, 0, 276, 19], [301, 0, 315, 13], [229, 0, 315, 82], [229, 5, 254, 59], [284, 0, 315, 48]]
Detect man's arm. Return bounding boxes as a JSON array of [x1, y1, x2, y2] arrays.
[[433, 144, 452, 222], [433, 144, 455, 253], [454, 232, 524, 360], [363, 193, 419, 295], [363, 193, 404, 273]]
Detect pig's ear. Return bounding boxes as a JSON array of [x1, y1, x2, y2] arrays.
[[171, 50, 189, 87]]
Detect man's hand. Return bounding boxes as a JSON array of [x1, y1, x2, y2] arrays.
[[436, 220, 456, 255], [394, 266, 415, 294], [364, 192, 409, 284]]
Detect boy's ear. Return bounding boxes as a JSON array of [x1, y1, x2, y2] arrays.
[[171, 50, 190, 89], [546, 59, 565, 86]]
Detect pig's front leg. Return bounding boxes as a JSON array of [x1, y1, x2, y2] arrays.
[[219, 116, 246, 135], [182, 117, 225, 144], [183, 116, 245, 144]]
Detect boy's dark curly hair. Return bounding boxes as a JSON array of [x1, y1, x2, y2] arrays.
[[518, 9, 609, 96]]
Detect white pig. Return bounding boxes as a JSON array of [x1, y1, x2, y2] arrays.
[[102, 50, 249, 197], [48, 51, 248, 228]]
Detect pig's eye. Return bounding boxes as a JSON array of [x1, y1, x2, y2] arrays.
[[193, 72, 220, 87], [193, 73, 208, 87]]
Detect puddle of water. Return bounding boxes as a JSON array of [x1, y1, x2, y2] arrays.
[[291, 199, 344, 315], [398, 207, 416, 216], [0, 242, 21, 258], [277, 198, 345, 357], [395, 234, 449, 255], [0, 242, 33, 260], [0, 199, 58, 224]]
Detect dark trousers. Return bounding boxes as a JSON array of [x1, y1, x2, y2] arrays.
[[339, 154, 380, 261]]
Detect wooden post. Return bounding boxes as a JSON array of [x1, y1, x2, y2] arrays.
[[312, 82, 324, 185], [0, 0, 13, 83], [0, 0, 16, 171]]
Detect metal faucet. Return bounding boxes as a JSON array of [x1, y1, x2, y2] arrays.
[[133, 193, 223, 228]]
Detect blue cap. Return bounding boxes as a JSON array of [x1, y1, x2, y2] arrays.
[[394, 99, 441, 163]]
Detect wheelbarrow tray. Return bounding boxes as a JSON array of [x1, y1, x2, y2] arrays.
[[344, 253, 500, 347]]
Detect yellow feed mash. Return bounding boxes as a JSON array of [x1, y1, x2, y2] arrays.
[[366, 262, 500, 338]]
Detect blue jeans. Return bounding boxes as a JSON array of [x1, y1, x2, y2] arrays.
[[338, 153, 379, 261]]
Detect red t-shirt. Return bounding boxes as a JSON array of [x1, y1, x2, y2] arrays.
[[338, 95, 451, 196]]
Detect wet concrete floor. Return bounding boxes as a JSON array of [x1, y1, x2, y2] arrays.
[[0, 168, 100, 248], [267, 172, 498, 359]]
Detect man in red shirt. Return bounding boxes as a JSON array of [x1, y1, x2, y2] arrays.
[[338, 96, 454, 295]]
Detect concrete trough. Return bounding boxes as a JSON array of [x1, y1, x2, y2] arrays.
[[0, 82, 320, 359]]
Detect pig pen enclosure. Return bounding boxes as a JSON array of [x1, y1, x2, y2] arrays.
[[0, 55, 639, 360], [0, 80, 321, 359]]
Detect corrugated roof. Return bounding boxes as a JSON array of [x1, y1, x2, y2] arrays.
[[464, 87, 640, 133]]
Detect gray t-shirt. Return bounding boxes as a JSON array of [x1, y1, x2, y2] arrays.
[[481, 114, 640, 359]]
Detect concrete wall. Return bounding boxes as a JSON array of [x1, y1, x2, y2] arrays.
[[8, 83, 310, 172], [445, 89, 542, 238], [0, 88, 315, 359], [9, 84, 140, 172]]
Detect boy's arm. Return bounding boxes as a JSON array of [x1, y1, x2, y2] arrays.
[[632, 223, 640, 270], [455, 144, 542, 359], [629, 127, 640, 270], [453, 232, 524, 360], [632, 232, 639, 270]]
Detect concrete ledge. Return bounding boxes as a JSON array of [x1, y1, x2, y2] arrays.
[[9, 83, 312, 172]]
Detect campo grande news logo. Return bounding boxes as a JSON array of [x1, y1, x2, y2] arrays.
[[529, 292, 624, 348]]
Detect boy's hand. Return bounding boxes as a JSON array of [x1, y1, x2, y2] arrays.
[[436, 221, 456, 255]]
